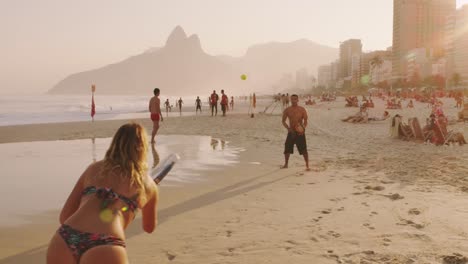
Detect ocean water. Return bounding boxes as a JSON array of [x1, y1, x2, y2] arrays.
[[0, 95, 207, 126], [0, 135, 242, 226], [0, 94, 270, 126]]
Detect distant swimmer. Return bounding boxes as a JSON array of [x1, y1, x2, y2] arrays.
[[196, 96, 202, 114], [149, 88, 163, 144], [281, 94, 310, 171]]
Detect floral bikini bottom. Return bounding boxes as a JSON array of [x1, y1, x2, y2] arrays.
[[58, 224, 125, 261]]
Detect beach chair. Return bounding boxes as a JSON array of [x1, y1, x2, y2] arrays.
[[443, 131, 456, 145], [398, 122, 414, 140], [408, 118, 424, 140], [462, 109, 468, 123]]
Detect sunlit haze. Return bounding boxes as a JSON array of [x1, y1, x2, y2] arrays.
[[1, 0, 467, 95]]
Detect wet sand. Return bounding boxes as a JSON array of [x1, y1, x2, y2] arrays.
[[1, 97, 468, 263]]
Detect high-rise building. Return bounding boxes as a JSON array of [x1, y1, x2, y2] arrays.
[[339, 39, 362, 89], [295, 68, 310, 90], [317, 65, 332, 88], [392, 0, 456, 80], [454, 4, 468, 87], [445, 13, 456, 82], [339, 39, 362, 79]]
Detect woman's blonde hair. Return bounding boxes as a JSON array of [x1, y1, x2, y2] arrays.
[[101, 123, 148, 189]]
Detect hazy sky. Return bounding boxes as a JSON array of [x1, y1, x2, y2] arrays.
[[1, 0, 468, 95]]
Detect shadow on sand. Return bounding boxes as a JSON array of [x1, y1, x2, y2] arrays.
[[0, 168, 287, 264]]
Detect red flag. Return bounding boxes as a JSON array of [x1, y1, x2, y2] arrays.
[[91, 94, 96, 118]]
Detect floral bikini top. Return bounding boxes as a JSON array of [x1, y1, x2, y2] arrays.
[[82, 186, 139, 213]]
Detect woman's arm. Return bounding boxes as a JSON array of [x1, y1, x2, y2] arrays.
[[142, 181, 159, 233]]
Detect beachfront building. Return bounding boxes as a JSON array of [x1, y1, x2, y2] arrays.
[[339, 39, 362, 89], [445, 13, 456, 85], [392, 0, 456, 81], [330, 60, 340, 89], [453, 4, 468, 87], [432, 58, 446, 77], [370, 60, 392, 86], [405, 47, 433, 83], [361, 49, 392, 86], [295, 68, 310, 91], [317, 65, 332, 89]]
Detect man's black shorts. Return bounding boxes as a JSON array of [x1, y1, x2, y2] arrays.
[[284, 132, 307, 155]]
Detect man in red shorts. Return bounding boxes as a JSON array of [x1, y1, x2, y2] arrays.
[[281, 94, 310, 171], [149, 88, 163, 144]]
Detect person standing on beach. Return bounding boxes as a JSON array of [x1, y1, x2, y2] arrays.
[[164, 99, 170, 115], [178, 97, 183, 114], [149, 88, 163, 144], [281, 94, 310, 171], [196, 96, 202, 114], [220, 90, 229, 116], [230, 96, 234, 111], [46, 123, 159, 264], [210, 90, 219, 116]]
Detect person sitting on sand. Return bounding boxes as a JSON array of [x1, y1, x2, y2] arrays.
[[407, 99, 414, 108], [281, 94, 310, 171], [342, 106, 369, 123], [47, 123, 159, 264], [368, 111, 390, 121]]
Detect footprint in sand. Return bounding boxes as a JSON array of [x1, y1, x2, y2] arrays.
[[363, 223, 376, 230], [327, 230, 341, 238], [226, 230, 233, 237], [408, 208, 421, 215], [382, 237, 392, 246], [398, 219, 425, 229], [383, 193, 405, 201], [365, 185, 385, 191], [321, 209, 332, 214], [165, 252, 176, 261], [442, 253, 468, 264], [309, 236, 319, 242], [380, 180, 395, 184], [337, 207, 345, 212]]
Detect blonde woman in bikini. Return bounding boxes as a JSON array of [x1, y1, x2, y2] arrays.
[[47, 123, 159, 263]]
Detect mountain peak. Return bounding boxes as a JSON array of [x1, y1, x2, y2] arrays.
[[187, 34, 202, 51], [166, 25, 187, 46]]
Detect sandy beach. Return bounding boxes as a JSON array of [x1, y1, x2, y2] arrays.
[[1, 97, 468, 264]]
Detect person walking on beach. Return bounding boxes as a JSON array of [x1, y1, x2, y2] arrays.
[[196, 96, 202, 114], [281, 94, 310, 171], [46, 123, 159, 264], [178, 97, 183, 115], [230, 96, 234, 111], [164, 99, 170, 115], [210, 90, 219, 116], [149, 88, 163, 144], [220, 90, 229, 116]]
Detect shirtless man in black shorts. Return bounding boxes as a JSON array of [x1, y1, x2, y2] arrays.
[[281, 94, 310, 171]]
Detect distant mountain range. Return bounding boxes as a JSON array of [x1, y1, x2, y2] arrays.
[[48, 26, 338, 95]]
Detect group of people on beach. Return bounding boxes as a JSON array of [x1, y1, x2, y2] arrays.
[[161, 91, 235, 117], [44, 87, 313, 263]]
